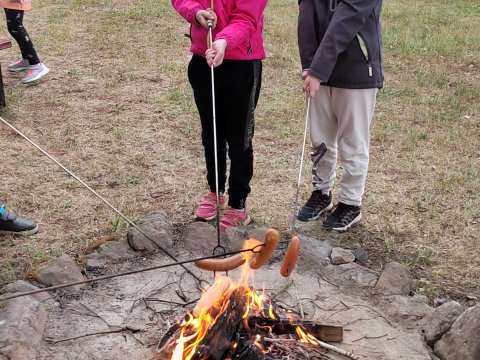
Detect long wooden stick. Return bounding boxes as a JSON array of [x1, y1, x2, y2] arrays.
[[263, 337, 360, 360]]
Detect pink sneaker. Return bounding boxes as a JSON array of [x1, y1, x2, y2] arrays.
[[195, 192, 225, 221], [219, 207, 251, 232]]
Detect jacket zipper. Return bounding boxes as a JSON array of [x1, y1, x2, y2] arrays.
[[356, 34, 373, 77], [329, 0, 338, 11], [373, 9, 383, 78]]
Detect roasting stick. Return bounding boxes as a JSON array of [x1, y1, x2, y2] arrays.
[[0, 243, 265, 302], [291, 95, 311, 233], [277, 96, 311, 278], [206, 5, 229, 274], [0, 116, 206, 289]]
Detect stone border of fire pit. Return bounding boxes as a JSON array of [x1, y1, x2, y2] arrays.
[[1, 210, 479, 360]]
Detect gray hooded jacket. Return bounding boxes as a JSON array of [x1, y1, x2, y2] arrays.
[[298, 0, 383, 89]]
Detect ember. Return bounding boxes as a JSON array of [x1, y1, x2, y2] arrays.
[[156, 236, 345, 360]]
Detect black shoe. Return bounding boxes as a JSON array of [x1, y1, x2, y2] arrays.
[[297, 190, 333, 222], [323, 202, 362, 232], [0, 205, 38, 236]]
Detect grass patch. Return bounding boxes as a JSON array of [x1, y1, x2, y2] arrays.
[[0, 0, 478, 303]]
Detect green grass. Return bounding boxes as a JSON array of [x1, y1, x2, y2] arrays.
[[0, 0, 478, 302]]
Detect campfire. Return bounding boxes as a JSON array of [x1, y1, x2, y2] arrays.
[[156, 231, 347, 360]]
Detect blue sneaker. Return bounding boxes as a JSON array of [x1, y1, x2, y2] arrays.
[[0, 205, 38, 236]]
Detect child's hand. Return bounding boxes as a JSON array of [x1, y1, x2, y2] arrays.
[[206, 39, 227, 68], [195, 9, 217, 29], [302, 75, 320, 98]]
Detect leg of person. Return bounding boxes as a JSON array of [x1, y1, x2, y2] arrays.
[[4, 9, 49, 83], [188, 54, 227, 220], [323, 87, 378, 231], [297, 86, 336, 221], [219, 59, 262, 232], [0, 204, 38, 236]]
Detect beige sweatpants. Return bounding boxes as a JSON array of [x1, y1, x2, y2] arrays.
[[309, 86, 378, 206]]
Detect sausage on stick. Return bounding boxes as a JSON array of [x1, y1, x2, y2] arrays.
[[250, 228, 280, 269], [194, 253, 246, 272], [279, 235, 300, 277]]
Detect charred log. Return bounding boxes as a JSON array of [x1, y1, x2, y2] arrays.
[[248, 317, 343, 342], [192, 288, 247, 360]]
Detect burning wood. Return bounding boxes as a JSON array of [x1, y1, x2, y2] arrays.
[[156, 239, 347, 360]]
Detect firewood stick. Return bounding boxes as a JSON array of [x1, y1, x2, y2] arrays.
[[263, 337, 358, 360], [314, 340, 360, 360], [295, 284, 305, 319]]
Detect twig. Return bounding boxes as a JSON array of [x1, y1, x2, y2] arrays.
[[68, 303, 111, 327], [295, 284, 305, 319], [314, 339, 360, 360], [271, 278, 294, 300], [143, 279, 177, 298], [144, 297, 192, 307], [351, 333, 389, 342], [263, 333, 360, 359], [339, 301, 393, 327], [45, 326, 142, 345], [317, 274, 340, 288], [342, 316, 380, 327]]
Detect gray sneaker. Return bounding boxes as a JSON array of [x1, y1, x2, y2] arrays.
[[22, 63, 49, 83], [8, 58, 32, 72]]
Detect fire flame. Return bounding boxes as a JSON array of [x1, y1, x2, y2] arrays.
[[296, 326, 321, 345], [170, 238, 320, 359]]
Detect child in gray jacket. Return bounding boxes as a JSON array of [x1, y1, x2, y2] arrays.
[[296, 0, 384, 231]]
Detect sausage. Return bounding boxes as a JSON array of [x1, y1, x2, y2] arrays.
[[194, 253, 246, 272], [193, 275, 233, 317], [280, 235, 300, 277], [250, 228, 280, 269]]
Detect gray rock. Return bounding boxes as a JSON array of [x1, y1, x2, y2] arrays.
[[84, 254, 105, 272], [0, 295, 46, 360], [420, 301, 463, 346], [182, 221, 219, 256], [35, 254, 85, 293], [375, 261, 413, 296], [331, 247, 355, 265], [433, 298, 449, 308], [353, 248, 369, 264], [326, 262, 380, 287], [1, 280, 53, 306], [127, 210, 173, 252], [97, 238, 134, 262], [384, 294, 433, 322], [434, 304, 480, 360], [298, 235, 332, 268], [225, 225, 270, 251]]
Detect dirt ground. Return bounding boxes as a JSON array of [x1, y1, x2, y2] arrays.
[[0, 0, 479, 303]]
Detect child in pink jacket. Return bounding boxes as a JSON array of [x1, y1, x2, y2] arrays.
[[172, 0, 268, 232]]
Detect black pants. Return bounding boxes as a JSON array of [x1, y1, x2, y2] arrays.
[[5, 9, 40, 65], [188, 55, 262, 209]]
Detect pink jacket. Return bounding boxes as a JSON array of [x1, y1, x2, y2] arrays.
[[172, 0, 267, 60]]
